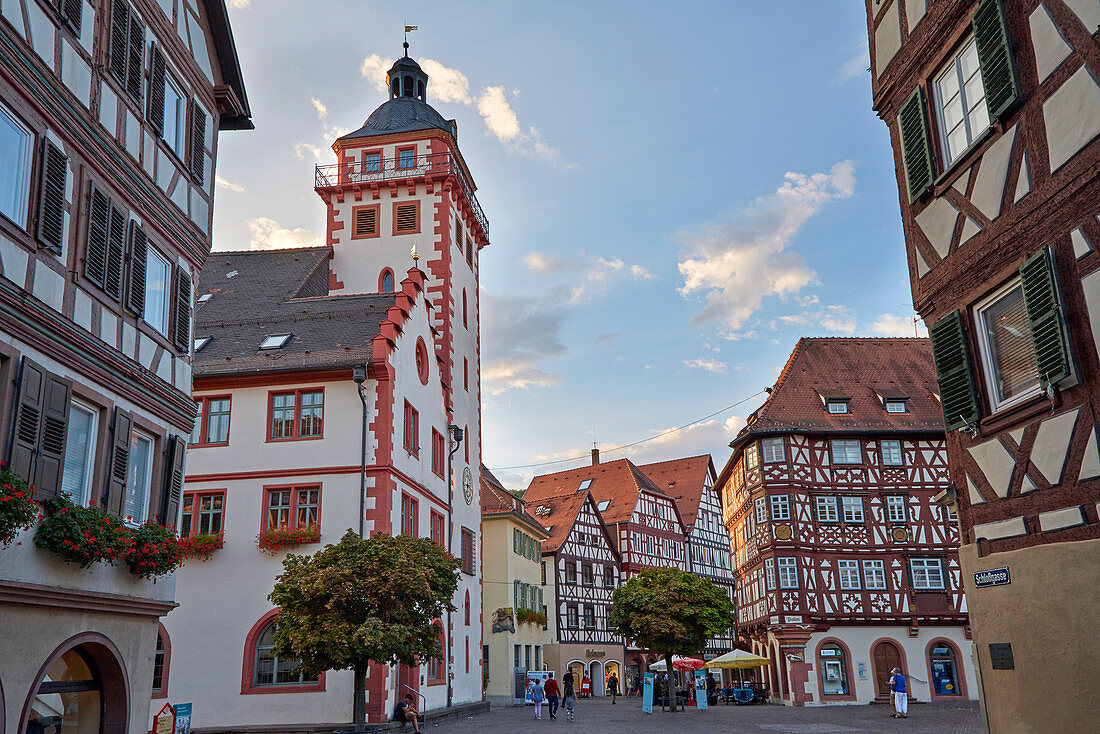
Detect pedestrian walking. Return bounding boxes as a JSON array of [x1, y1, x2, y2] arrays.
[[531, 678, 545, 720], [545, 674, 561, 720], [890, 667, 908, 719], [608, 672, 619, 704], [631, 674, 642, 698], [563, 675, 576, 721]]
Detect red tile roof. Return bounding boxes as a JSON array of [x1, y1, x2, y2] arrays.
[[733, 337, 943, 448], [481, 465, 545, 535], [524, 492, 592, 554], [638, 455, 714, 528], [523, 458, 669, 526]]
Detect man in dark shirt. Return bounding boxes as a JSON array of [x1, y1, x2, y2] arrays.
[[394, 694, 422, 732], [562, 670, 574, 690]]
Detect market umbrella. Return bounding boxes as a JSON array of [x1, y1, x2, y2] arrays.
[[648, 656, 688, 671], [672, 658, 707, 671], [705, 649, 770, 687]]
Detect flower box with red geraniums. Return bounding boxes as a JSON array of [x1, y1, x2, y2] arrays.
[[179, 532, 224, 562], [256, 525, 320, 555], [0, 466, 38, 547], [34, 495, 130, 568], [124, 522, 183, 579], [516, 608, 548, 626]]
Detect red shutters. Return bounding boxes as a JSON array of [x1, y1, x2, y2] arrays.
[[403, 401, 419, 456], [460, 526, 475, 575], [431, 429, 445, 477]]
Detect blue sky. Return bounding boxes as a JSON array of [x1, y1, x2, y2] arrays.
[[213, 1, 925, 490]]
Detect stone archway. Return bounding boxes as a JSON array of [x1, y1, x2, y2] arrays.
[[21, 632, 130, 734]]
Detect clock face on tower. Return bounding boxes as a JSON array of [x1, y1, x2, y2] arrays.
[[463, 467, 473, 505]]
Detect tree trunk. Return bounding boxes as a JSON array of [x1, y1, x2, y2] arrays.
[[353, 666, 367, 732], [664, 653, 676, 713]]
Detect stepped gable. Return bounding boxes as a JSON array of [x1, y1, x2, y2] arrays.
[[733, 337, 943, 447], [638, 455, 714, 528]]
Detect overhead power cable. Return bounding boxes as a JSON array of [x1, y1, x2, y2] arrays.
[[490, 390, 767, 472]]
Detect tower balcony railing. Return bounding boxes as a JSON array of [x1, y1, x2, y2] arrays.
[[315, 152, 489, 239]]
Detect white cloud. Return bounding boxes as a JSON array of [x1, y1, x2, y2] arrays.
[[360, 54, 392, 92], [294, 143, 323, 160], [311, 97, 328, 120], [481, 294, 567, 394], [630, 264, 654, 281], [227, 0, 249, 9], [568, 257, 654, 304], [619, 414, 746, 466], [215, 175, 244, 192], [683, 358, 728, 373], [524, 251, 570, 273], [771, 305, 857, 334], [677, 160, 856, 332], [246, 217, 320, 250], [420, 58, 472, 104], [836, 40, 869, 84], [477, 86, 521, 141], [871, 313, 928, 337]]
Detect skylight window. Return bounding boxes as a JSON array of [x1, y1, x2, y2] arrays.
[[578, 479, 593, 492], [260, 334, 291, 350], [193, 336, 211, 352], [597, 500, 610, 512], [198, 293, 212, 303], [226, 270, 238, 279]]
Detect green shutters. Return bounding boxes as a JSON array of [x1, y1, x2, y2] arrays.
[[973, 0, 1019, 120], [899, 88, 934, 203], [929, 311, 981, 431], [1020, 246, 1071, 388]]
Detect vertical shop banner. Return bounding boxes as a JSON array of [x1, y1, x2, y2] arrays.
[[173, 703, 193, 734], [694, 671, 708, 709], [642, 673, 655, 714]]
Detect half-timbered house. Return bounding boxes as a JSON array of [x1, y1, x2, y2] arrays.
[[522, 484, 623, 696], [865, 1, 1100, 729], [716, 338, 976, 706], [0, 1, 249, 732]]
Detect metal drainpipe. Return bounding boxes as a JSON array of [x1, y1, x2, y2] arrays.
[[445, 425, 463, 708]]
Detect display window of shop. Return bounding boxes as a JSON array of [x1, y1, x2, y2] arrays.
[[817, 641, 854, 699], [25, 636, 130, 734]]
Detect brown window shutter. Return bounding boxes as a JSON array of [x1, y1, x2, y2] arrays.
[[8, 358, 47, 488], [395, 203, 417, 233], [84, 185, 110, 289], [108, 0, 129, 88], [105, 203, 126, 300], [147, 45, 166, 134], [159, 435, 185, 529], [126, 222, 147, 315], [125, 13, 143, 103], [173, 268, 192, 352], [37, 140, 68, 255], [34, 371, 73, 499], [189, 104, 206, 185], [354, 207, 377, 236], [104, 408, 132, 517], [58, 0, 82, 34]]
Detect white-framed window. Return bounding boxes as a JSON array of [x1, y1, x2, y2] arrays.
[[764, 558, 775, 590], [886, 495, 908, 523], [815, 496, 838, 523], [881, 439, 904, 466], [745, 442, 760, 470], [863, 559, 887, 590], [933, 36, 989, 166], [144, 247, 172, 335], [124, 430, 155, 525], [842, 496, 864, 523], [974, 279, 1040, 411], [885, 399, 907, 413], [0, 100, 33, 228], [910, 558, 946, 589], [769, 494, 790, 521], [60, 400, 99, 506], [162, 75, 187, 157], [831, 439, 862, 464], [762, 437, 785, 463], [755, 496, 767, 524], [826, 399, 849, 414], [777, 557, 798, 589], [838, 559, 861, 590], [744, 509, 754, 538]]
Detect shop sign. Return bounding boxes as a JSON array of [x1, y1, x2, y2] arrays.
[[973, 567, 1010, 588], [783, 615, 803, 623], [585, 649, 606, 659], [153, 703, 175, 734], [820, 648, 841, 657]]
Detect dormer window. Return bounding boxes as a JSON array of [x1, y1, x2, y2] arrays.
[[260, 334, 291, 350], [885, 399, 907, 413], [193, 336, 211, 352], [826, 400, 850, 414]]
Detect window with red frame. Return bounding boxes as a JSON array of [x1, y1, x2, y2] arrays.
[[397, 146, 416, 169], [430, 510, 445, 547], [401, 494, 419, 536], [180, 490, 225, 537], [460, 526, 475, 575], [464, 590, 471, 625], [463, 358, 469, 391], [269, 389, 324, 440], [427, 621, 445, 684], [393, 201, 419, 235], [189, 396, 231, 446], [264, 485, 320, 531], [431, 429, 445, 477], [152, 625, 170, 698], [462, 289, 468, 329], [415, 337, 429, 385], [403, 401, 419, 456]]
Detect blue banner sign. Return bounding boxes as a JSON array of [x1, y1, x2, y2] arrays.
[[973, 567, 1010, 588], [642, 673, 655, 714], [694, 671, 708, 710], [173, 703, 192, 734]]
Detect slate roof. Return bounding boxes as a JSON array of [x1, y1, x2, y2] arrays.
[[338, 97, 456, 141], [732, 337, 943, 448], [193, 247, 397, 376], [481, 465, 547, 535], [637, 455, 714, 529], [523, 458, 672, 527]]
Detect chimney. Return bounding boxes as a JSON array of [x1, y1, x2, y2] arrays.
[[591, 447, 600, 465]]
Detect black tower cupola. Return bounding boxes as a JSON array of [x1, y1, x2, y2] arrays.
[[387, 43, 428, 101]]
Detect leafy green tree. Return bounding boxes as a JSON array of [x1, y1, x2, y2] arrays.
[[609, 567, 734, 712], [269, 530, 461, 731]]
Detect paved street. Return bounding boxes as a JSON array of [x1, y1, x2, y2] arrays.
[[431, 698, 982, 734]]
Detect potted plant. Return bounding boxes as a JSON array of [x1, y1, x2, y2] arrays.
[[179, 532, 224, 562], [124, 522, 183, 578], [34, 495, 130, 568], [0, 466, 38, 547], [256, 525, 320, 555]]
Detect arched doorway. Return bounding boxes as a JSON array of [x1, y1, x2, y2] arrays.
[[23, 634, 129, 734], [567, 660, 585, 687], [589, 661, 604, 696], [872, 640, 904, 698], [604, 661, 620, 695], [928, 640, 963, 697]]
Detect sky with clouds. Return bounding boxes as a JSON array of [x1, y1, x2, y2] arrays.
[[213, 0, 926, 490]]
